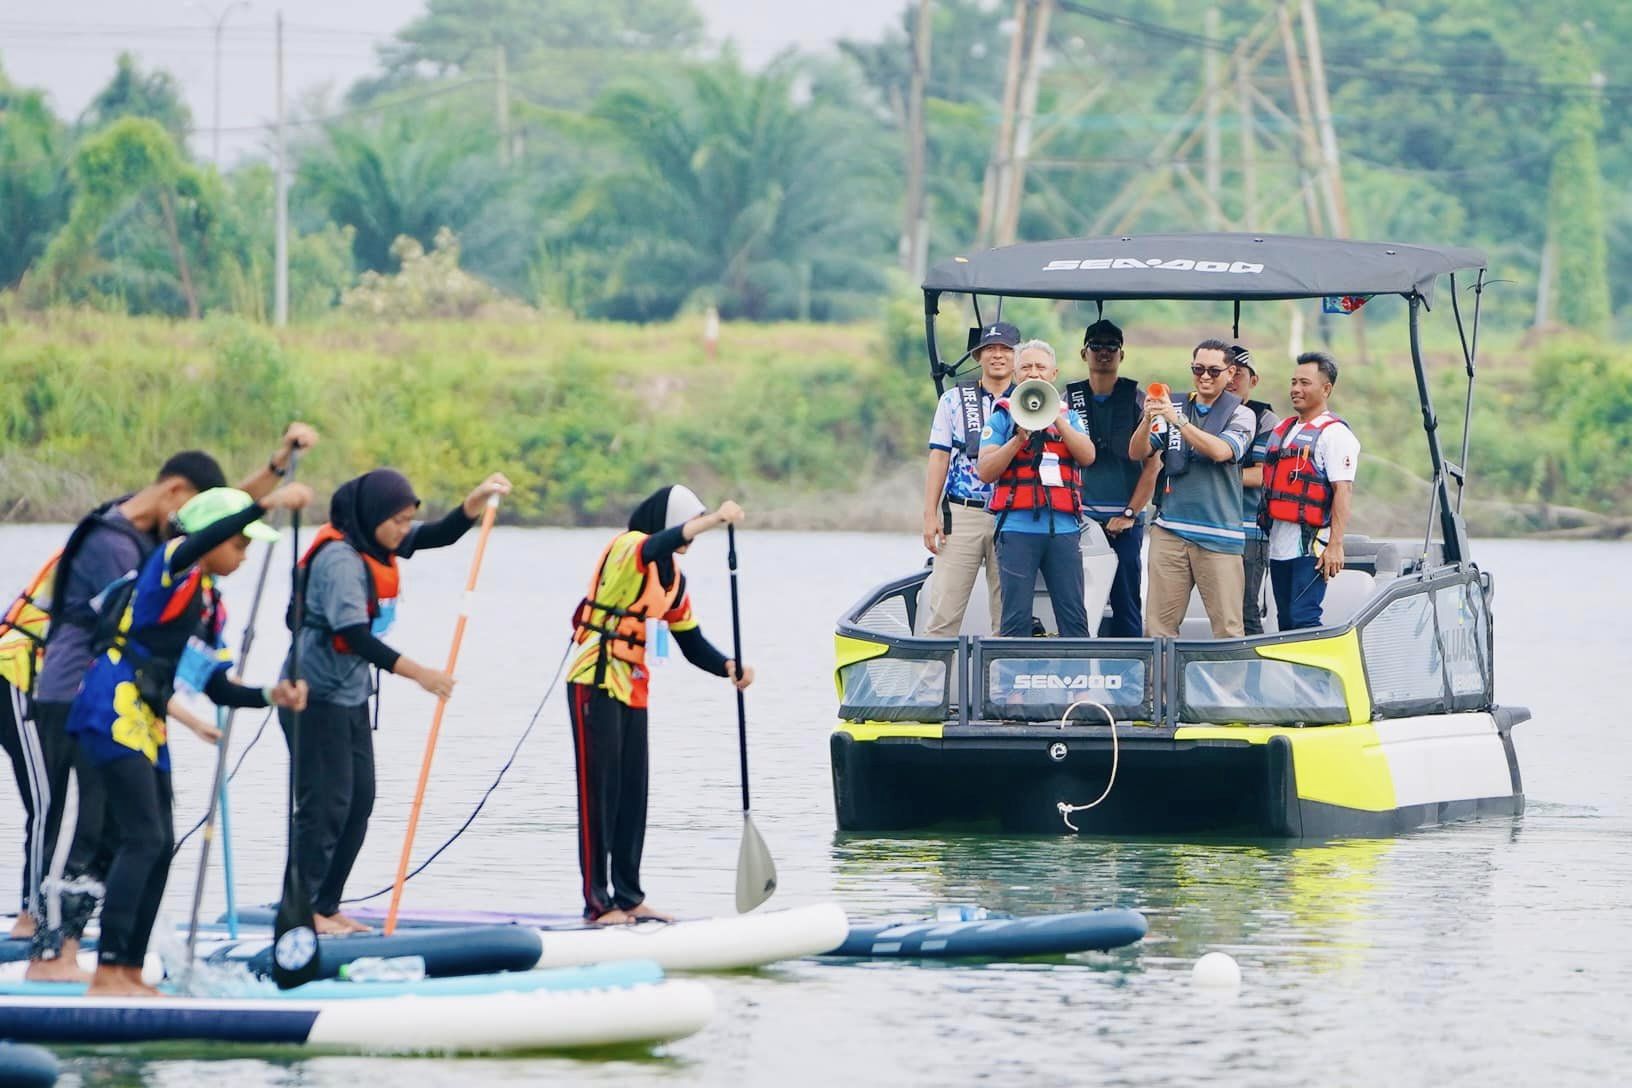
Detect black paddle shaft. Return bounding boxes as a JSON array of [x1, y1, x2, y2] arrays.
[[726, 525, 750, 812]]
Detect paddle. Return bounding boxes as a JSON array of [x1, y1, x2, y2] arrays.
[[183, 520, 280, 975], [384, 493, 501, 935], [273, 454, 320, 989], [727, 524, 776, 913]]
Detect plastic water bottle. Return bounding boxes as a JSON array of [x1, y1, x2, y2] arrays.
[[338, 955, 426, 983]]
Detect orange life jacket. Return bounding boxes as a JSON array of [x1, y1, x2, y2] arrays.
[[295, 525, 401, 653], [988, 400, 1084, 526], [571, 531, 683, 680], [1261, 414, 1347, 529]]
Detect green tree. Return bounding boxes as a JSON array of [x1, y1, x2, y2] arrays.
[[383, 0, 701, 72], [294, 109, 533, 293], [569, 55, 892, 321], [0, 64, 71, 289], [1545, 24, 1612, 332], [29, 117, 220, 317], [80, 53, 193, 148]]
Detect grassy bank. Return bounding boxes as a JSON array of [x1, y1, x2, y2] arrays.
[[1, 310, 1628, 535]]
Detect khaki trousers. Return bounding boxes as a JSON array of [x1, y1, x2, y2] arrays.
[[921, 505, 1002, 636], [1144, 524, 1245, 638]]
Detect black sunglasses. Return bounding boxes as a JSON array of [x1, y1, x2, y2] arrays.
[[1191, 365, 1230, 378], [1085, 341, 1121, 352]]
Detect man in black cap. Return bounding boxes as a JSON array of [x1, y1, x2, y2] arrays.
[[1063, 320, 1161, 637], [1228, 345, 1281, 634], [921, 320, 1018, 635]]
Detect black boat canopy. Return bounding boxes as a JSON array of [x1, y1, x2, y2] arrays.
[[922, 232, 1486, 306]]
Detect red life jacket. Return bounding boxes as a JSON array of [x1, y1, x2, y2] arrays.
[[294, 525, 401, 654], [1261, 414, 1348, 529], [989, 401, 1083, 523]]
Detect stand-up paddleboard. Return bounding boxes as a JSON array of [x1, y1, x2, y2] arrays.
[[230, 901, 850, 971], [205, 924, 541, 980], [0, 925, 540, 983], [823, 908, 1148, 959], [0, 961, 714, 1053]]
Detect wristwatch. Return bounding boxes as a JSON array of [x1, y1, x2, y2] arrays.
[[1122, 507, 1136, 519]]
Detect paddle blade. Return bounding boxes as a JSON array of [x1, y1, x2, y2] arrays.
[[271, 860, 320, 989], [735, 812, 777, 913]]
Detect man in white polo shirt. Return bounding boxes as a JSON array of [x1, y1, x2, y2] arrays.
[[1259, 351, 1361, 630], [921, 322, 1018, 635]]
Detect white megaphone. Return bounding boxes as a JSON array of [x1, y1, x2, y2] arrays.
[[1008, 378, 1062, 432]]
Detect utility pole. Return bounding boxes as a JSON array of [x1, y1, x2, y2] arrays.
[[203, 2, 251, 166], [1237, 55, 1256, 229], [274, 10, 288, 327], [1299, 0, 1348, 235], [978, 0, 1030, 248], [1203, 7, 1222, 228], [901, 0, 932, 277], [997, 0, 1053, 246], [495, 45, 512, 167], [1277, 2, 1325, 234]]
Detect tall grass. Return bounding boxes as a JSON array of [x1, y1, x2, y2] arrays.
[[1, 310, 1626, 530]]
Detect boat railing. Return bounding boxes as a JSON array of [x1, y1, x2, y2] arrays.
[[837, 565, 1493, 728]]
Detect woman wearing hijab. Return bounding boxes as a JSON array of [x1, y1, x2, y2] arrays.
[[568, 485, 754, 925], [284, 468, 510, 935]]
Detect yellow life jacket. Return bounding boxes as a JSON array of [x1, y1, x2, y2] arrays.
[[0, 553, 59, 692], [571, 531, 682, 680]]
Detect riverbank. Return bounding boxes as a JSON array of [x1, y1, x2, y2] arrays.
[[1, 310, 1627, 535]]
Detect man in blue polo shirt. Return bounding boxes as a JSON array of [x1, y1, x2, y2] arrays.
[[1129, 339, 1257, 638], [978, 340, 1097, 638], [921, 321, 1017, 636]]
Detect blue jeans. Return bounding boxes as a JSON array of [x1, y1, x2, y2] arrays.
[[1097, 519, 1144, 638], [996, 530, 1090, 638], [1269, 556, 1326, 630]]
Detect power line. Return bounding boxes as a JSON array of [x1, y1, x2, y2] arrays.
[[1055, 0, 1632, 103]]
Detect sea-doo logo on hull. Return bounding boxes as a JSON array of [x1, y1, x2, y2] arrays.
[[1044, 258, 1265, 274], [1012, 674, 1124, 690]]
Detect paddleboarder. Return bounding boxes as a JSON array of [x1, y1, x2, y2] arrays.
[[568, 486, 754, 925], [283, 468, 511, 936], [62, 486, 312, 997]]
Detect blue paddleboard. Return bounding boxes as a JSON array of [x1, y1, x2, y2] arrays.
[[824, 908, 1147, 958]]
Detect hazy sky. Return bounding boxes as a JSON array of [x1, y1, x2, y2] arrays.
[[0, 0, 905, 162]]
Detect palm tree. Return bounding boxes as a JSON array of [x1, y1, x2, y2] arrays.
[[570, 55, 892, 322]]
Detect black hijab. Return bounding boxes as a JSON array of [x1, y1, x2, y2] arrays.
[[627, 487, 676, 535], [330, 469, 420, 562]]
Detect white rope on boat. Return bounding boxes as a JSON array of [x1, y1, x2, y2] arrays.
[[1056, 698, 1118, 832]]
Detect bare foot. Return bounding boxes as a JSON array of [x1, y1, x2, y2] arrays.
[[8, 914, 36, 939], [85, 964, 156, 997], [335, 913, 373, 934], [122, 965, 162, 997], [314, 913, 352, 936], [591, 909, 633, 926], [627, 904, 674, 922], [26, 941, 92, 984]]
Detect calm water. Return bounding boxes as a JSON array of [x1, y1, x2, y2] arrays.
[[0, 526, 1625, 1086]]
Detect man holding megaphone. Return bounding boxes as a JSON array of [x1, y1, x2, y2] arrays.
[[977, 341, 1097, 638]]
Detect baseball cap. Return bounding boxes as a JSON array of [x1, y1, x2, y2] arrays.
[[1082, 319, 1124, 348], [177, 488, 280, 543], [974, 322, 1021, 350], [1230, 344, 1254, 374]]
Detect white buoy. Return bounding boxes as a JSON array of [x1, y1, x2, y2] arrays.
[[1191, 951, 1242, 989]]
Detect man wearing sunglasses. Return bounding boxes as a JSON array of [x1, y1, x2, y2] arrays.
[[1064, 319, 1161, 637], [1129, 339, 1257, 638]]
